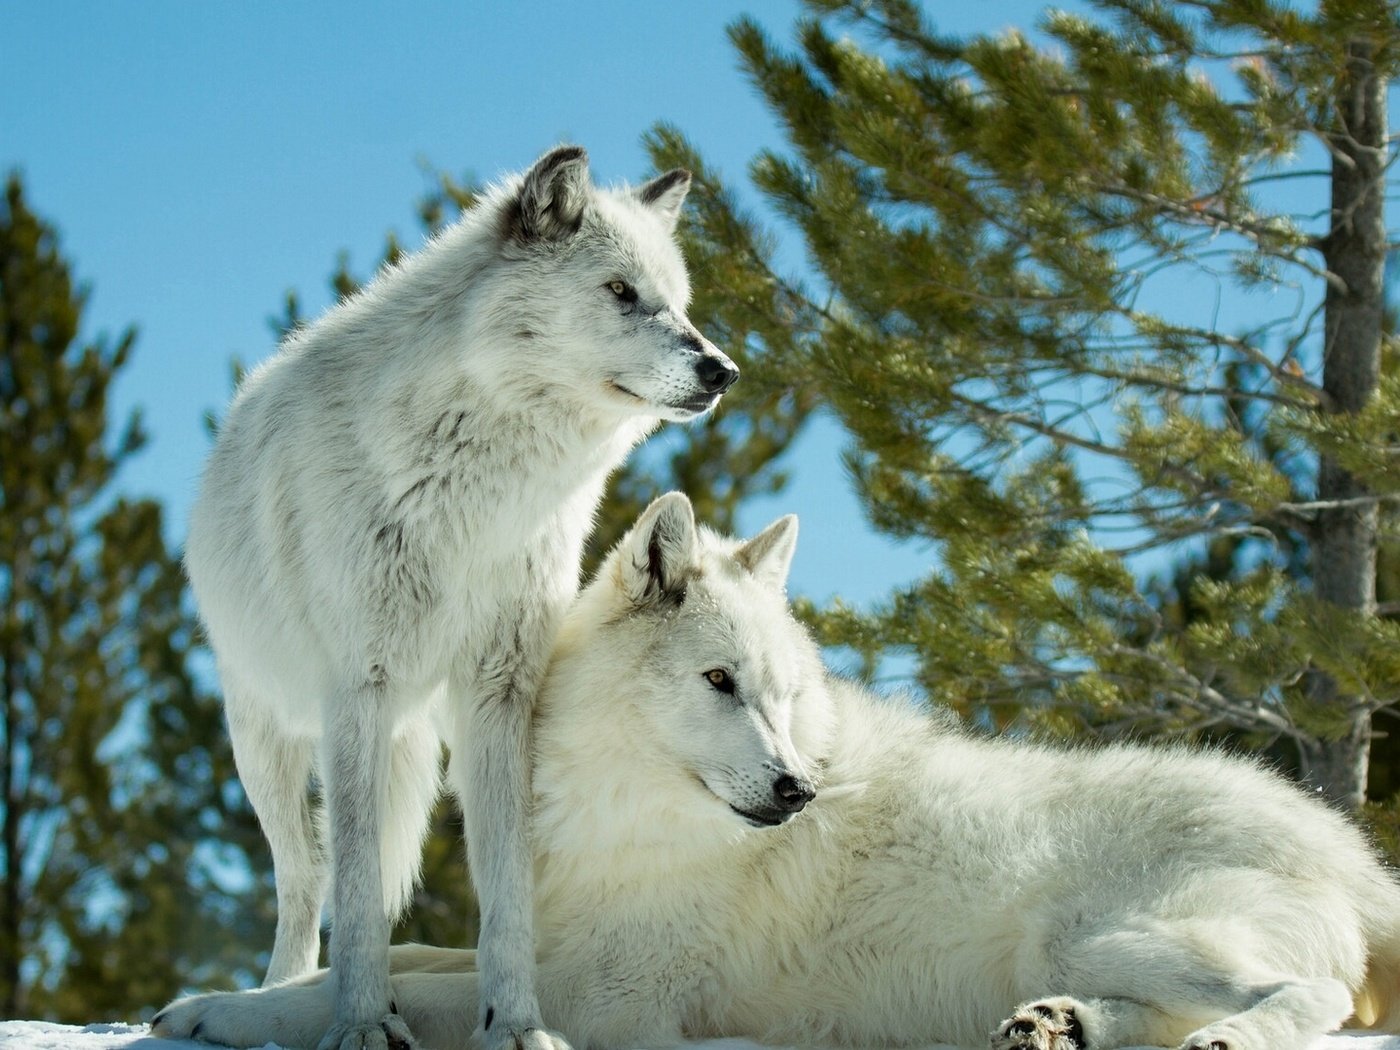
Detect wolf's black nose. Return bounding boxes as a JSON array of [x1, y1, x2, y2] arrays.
[[696, 354, 740, 394], [773, 773, 816, 812]]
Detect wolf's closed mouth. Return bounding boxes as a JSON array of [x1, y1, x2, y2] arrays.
[[607, 380, 646, 403], [728, 804, 787, 828]]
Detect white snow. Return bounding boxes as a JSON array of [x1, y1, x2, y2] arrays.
[[2, 1021, 1400, 1050], [0, 1020, 234, 1048]]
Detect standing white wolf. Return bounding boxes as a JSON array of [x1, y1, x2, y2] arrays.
[[162, 493, 1400, 1050], [176, 148, 737, 1050]]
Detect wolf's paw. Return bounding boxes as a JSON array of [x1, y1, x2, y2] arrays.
[[992, 997, 1087, 1050], [1178, 1028, 1233, 1050], [150, 1003, 200, 1042], [485, 1023, 571, 1050], [315, 1015, 418, 1050]]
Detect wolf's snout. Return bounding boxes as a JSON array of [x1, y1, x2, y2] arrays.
[[695, 354, 740, 395], [773, 773, 816, 813]]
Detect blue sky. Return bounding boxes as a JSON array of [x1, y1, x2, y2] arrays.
[[2, 0, 1064, 620]]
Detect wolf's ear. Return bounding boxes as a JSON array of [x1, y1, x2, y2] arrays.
[[508, 145, 590, 243], [636, 168, 692, 231], [618, 492, 697, 607], [735, 515, 798, 591]]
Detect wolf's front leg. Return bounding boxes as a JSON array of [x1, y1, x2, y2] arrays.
[[154, 974, 338, 1049], [537, 956, 686, 1050], [991, 991, 1254, 1050], [154, 969, 475, 1050], [993, 998, 1087, 1050], [452, 631, 570, 1050], [318, 684, 413, 1050]]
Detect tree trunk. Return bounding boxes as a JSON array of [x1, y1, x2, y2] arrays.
[[1, 639, 20, 1017], [1307, 32, 1388, 810]]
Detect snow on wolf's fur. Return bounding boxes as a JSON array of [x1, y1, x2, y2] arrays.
[[164, 493, 1400, 1050], [174, 147, 737, 1050]]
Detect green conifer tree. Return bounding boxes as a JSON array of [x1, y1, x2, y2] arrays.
[[0, 175, 268, 1020], [662, 0, 1400, 809]]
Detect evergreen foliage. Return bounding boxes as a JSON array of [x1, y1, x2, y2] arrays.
[[0, 175, 268, 1020], [658, 0, 1400, 809]]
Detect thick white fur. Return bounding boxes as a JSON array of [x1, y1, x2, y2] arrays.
[[176, 147, 735, 1050], [162, 495, 1400, 1050]]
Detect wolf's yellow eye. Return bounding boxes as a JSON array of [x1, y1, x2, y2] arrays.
[[703, 668, 735, 695], [607, 279, 637, 304]]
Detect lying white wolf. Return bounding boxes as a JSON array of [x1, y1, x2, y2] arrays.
[[161, 494, 1400, 1050], [177, 148, 737, 1050]]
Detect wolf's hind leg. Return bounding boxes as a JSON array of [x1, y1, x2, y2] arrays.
[[227, 694, 327, 985], [1007, 924, 1355, 1050], [1178, 977, 1352, 1050]]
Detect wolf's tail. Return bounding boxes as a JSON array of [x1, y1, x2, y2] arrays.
[[1351, 902, 1400, 1032]]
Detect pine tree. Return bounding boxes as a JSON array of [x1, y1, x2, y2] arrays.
[[664, 0, 1400, 809], [0, 175, 268, 1020]]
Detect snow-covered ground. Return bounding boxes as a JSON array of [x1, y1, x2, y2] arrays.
[[3, 1021, 1400, 1050], [0, 1021, 203, 1049]]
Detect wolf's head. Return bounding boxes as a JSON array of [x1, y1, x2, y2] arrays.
[[539, 494, 836, 854], [480, 146, 738, 423]]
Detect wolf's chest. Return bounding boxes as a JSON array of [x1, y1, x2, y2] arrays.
[[389, 412, 615, 541], [369, 479, 589, 686], [357, 409, 626, 687]]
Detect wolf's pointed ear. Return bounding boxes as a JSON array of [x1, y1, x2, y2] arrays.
[[509, 145, 590, 243], [636, 168, 692, 231], [735, 515, 798, 591], [618, 492, 697, 607]]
